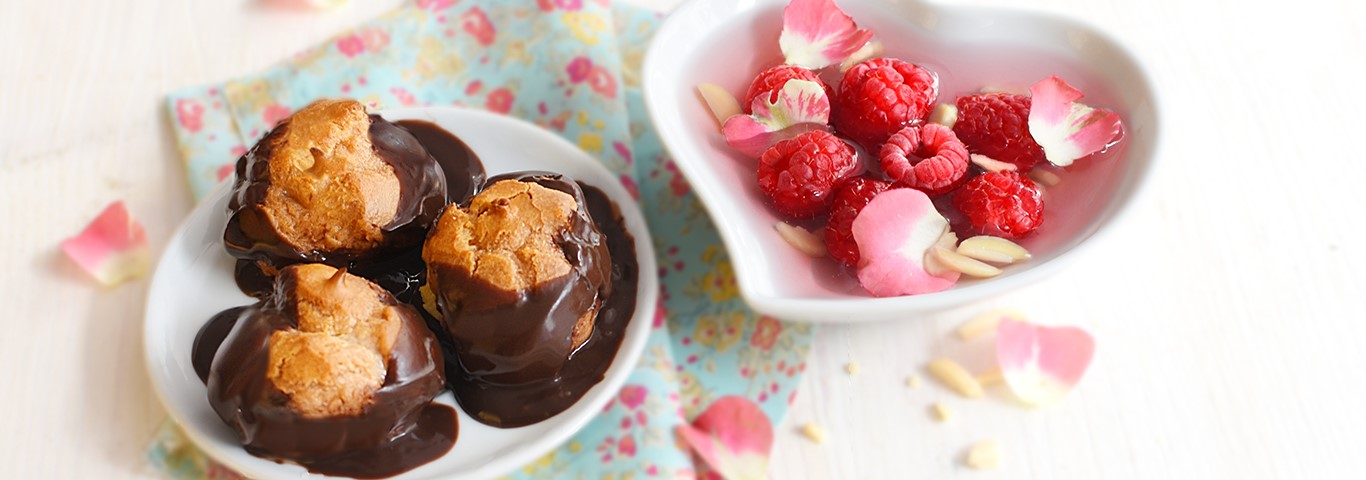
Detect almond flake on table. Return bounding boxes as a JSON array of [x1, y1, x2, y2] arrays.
[[928, 358, 984, 399], [965, 439, 1002, 469]]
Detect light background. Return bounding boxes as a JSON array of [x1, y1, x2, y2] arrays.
[[1, 0, 1363, 478]]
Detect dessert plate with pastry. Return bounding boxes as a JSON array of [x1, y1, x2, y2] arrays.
[[144, 100, 657, 479]]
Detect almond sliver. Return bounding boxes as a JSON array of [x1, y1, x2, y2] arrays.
[[928, 103, 959, 129], [966, 439, 1002, 469], [931, 246, 1002, 278], [928, 358, 984, 399], [774, 221, 827, 257], [957, 235, 1030, 264], [697, 83, 742, 129], [1029, 167, 1062, 187], [922, 230, 959, 276], [969, 154, 1017, 173]]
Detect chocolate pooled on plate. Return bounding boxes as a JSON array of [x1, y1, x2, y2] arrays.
[[224, 99, 446, 291]]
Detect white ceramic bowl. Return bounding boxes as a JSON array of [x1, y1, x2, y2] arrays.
[[643, 0, 1159, 322], [144, 107, 658, 479]]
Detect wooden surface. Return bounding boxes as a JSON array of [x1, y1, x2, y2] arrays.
[[2, 0, 1363, 478]]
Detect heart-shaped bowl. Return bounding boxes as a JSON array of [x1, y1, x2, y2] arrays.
[[643, 0, 1159, 322], [144, 107, 658, 479]]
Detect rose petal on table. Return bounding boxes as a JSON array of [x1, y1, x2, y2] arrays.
[[852, 188, 959, 296], [676, 396, 773, 480], [268, 0, 351, 10], [722, 79, 831, 157], [60, 201, 151, 287], [779, 0, 874, 69], [1027, 75, 1123, 167], [996, 318, 1096, 407]]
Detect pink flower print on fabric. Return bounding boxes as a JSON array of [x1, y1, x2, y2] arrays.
[[566, 56, 593, 82], [462, 7, 496, 46], [175, 99, 204, 133], [261, 104, 291, 127], [486, 87, 514, 114], [337, 34, 365, 58]]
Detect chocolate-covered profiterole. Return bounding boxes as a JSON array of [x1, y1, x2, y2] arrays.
[[224, 99, 447, 293], [423, 174, 617, 426], [203, 264, 453, 477]]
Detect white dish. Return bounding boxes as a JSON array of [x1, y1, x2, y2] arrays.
[[143, 107, 658, 479], [643, 0, 1159, 322]]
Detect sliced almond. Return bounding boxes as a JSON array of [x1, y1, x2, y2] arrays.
[[932, 402, 954, 422], [976, 368, 1004, 387], [969, 153, 1017, 173], [697, 83, 741, 129], [956, 310, 1004, 341], [978, 84, 1028, 95], [931, 246, 1002, 278], [845, 362, 861, 375], [906, 375, 923, 389], [928, 358, 984, 399], [957, 235, 1031, 264], [1029, 167, 1062, 187], [839, 40, 884, 72], [928, 103, 959, 129], [922, 229, 959, 276], [774, 222, 827, 257], [800, 423, 828, 444], [965, 439, 1002, 470]]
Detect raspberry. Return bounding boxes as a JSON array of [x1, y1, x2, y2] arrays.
[[953, 93, 1045, 170], [757, 130, 858, 219], [830, 58, 938, 147], [951, 171, 1043, 239], [824, 176, 895, 266], [879, 124, 970, 197], [742, 65, 833, 113]]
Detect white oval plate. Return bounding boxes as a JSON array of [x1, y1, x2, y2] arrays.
[[643, 0, 1160, 322], [144, 107, 658, 479]]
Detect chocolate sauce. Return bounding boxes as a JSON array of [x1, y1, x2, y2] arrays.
[[198, 116, 638, 476], [430, 177, 638, 428], [200, 266, 453, 478], [394, 120, 486, 205], [192, 306, 246, 383], [295, 404, 457, 479], [224, 112, 449, 296]]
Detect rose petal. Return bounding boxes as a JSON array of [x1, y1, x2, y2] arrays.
[[1027, 75, 1123, 167], [996, 318, 1096, 407], [675, 396, 773, 480], [270, 0, 351, 10], [722, 79, 831, 157], [779, 0, 875, 69], [60, 201, 151, 287], [852, 189, 959, 296]]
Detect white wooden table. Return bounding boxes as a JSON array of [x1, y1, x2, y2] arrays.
[[3, 0, 1364, 478]]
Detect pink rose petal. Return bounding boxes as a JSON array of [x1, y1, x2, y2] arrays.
[[722, 79, 831, 158], [996, 318, 1096, 407], [779, 0, 875, 69], [1027, 75, 1124, 167], [60, 201, 151, 287], [852, 189, 958, 296], [676, 396, 773, 480]]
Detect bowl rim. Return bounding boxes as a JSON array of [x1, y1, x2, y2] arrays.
[[643, 0, 1162, 323], [142, 106, 660, 479]]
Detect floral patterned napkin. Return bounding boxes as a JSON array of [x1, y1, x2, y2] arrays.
[[152, 1, 814, 478]]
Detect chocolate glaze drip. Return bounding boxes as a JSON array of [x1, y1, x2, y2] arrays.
[[192, 306, 246, 383], [224, 114, 449, 296], [429, 176, 638, 428], [201, 267, 452, 477], [394, 120, 486, 206]]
